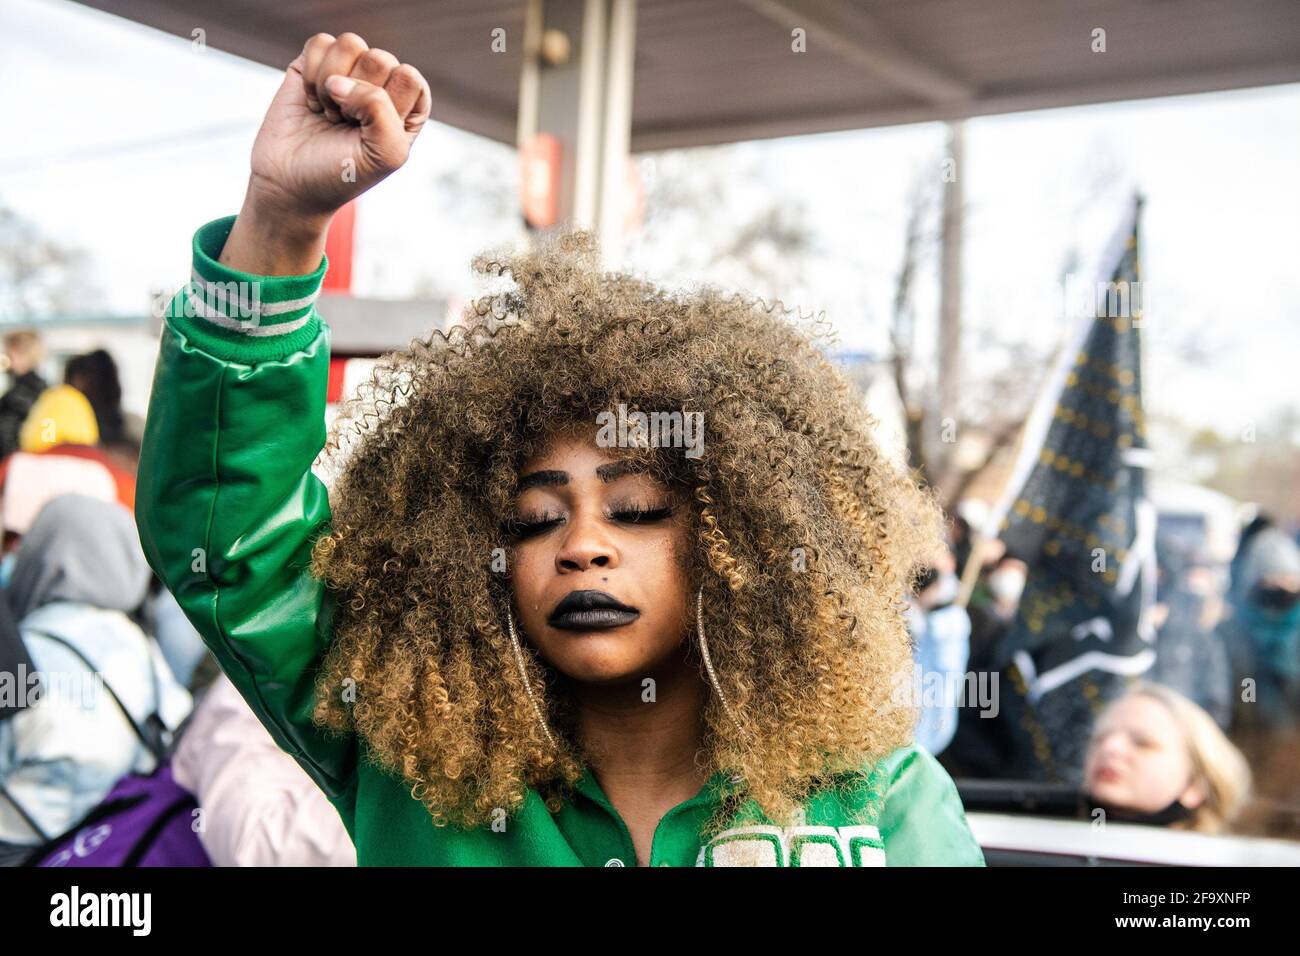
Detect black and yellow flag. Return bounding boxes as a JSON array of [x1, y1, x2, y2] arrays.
[[992, 195, 1157, 781]]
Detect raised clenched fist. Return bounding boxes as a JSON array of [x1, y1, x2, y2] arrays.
[[248, 32, 432, 223]]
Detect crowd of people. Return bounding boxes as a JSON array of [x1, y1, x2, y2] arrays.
[[0, 330, 353, 866], [910, 501, 1300, 839], [0, 319, 1294, 864]]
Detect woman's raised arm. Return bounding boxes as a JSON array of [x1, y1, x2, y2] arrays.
[[135, 33, 432, 805]]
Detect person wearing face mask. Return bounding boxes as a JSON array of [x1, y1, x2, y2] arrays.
[[907, 548, 972, 757], [1148, 544, 1233, 730], [1222, 527, 1300, 735], [1228, 514, 1273, 609], [1220, 526, 1300, 838], [985, 560, 1027, 621], [964, 555, 1025, 652], [1083, 682, 1250, 834], [933, 548, 1023, 779]]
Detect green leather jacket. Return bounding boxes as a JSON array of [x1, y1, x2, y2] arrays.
[[135, 216, 986, 867]]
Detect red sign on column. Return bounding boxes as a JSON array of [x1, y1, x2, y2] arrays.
[[520, 133, 561, 228], [324, 200, 357, 292]]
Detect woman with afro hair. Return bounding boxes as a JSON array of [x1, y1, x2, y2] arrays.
[[137, 32, 984, 866]]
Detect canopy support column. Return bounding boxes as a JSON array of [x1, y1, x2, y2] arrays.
[[518, 0, 637, 264]]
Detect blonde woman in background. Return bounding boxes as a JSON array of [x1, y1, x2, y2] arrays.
[[1084, 681, 1251, 835], [0, 331, 48, 459]]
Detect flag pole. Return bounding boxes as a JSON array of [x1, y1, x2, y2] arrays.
[[955, 193, 1144, 609], [954, 314, 1091, 608]]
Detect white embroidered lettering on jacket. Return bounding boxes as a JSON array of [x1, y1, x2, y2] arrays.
[[696, 824, 886, 867]]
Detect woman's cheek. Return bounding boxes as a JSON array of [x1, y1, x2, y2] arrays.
[[655, 530, 694, 630], [655, 523, 692, 579], [1129, 753, 1177, 810], [509, 545, 548, 614]]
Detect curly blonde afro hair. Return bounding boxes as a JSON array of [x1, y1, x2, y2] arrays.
[[310, 227, 942, 834]]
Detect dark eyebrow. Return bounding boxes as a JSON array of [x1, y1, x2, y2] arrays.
[[517, 461, 649, 491], [516, 470, 568, 492], [596, 461, 648, 483]]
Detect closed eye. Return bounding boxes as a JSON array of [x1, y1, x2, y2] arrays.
[[506, 512, 564, 540], [505, 503, 673, 538], [608, 504, 673, 524]]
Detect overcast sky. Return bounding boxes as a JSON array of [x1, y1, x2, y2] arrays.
[[2, 0, 1297, 442]]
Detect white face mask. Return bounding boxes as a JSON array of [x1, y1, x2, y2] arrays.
[[929, 572, 960, 607], [989, 567, 1026, 605]]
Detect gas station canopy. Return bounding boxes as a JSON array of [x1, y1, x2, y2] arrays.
[[77, 0, 1300, 151]]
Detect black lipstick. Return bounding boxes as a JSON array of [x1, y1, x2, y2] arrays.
[[548, 589, 640, 631]]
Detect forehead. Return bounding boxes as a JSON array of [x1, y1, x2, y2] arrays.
[[521, 431, 619, 470], [1101, 694, 1178, 733], [517, 433, 662, 487]]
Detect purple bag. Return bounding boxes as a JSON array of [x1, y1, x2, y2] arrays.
[[30, 763, 211, 867]]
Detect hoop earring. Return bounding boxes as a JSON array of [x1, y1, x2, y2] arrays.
[[505, 603, 558, 750], [697, 586, 747, 738]]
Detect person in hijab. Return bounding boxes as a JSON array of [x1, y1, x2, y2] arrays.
[[0, 495, 190, 851]]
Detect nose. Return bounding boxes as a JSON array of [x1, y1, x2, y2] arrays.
[[1094, 729, 1128, 759], [555, 511, 619, 573]]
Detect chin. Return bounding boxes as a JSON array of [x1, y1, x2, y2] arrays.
[[1087, 778, 1128, 806], [541, 634, 649, 685], [554, 655, 647, 685]]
